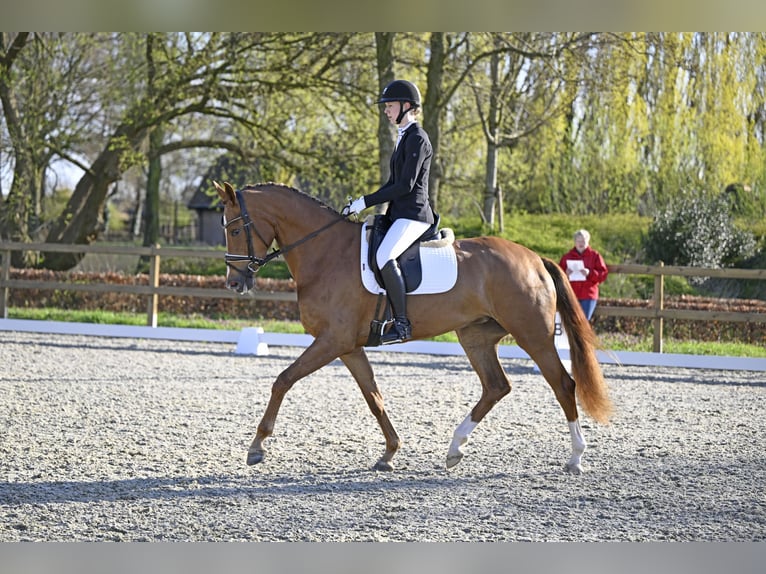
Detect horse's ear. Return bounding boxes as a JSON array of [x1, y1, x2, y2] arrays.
[[213, 180, 236, 205]]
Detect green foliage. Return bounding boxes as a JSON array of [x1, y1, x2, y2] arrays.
[[644, 191, 758, 271], [493, 212, 648, 265], [256, 261, 293, 279], [724, 183, 766, 219], [445, 211, 664, 300]]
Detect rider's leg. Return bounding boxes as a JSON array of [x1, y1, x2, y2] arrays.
[[379, 259, 410, 344], [376, 218, 430, 345]]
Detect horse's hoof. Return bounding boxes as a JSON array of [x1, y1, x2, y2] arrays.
[[247, 450, 265, 466], [446, 452, 463, 469], [373, 459, 394, 472], [565, 462, 583, 475]]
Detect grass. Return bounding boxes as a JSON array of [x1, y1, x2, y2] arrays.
[[7, 307, 765, 358], [595, 332, 766, 358], [6, 307, 306, 334]]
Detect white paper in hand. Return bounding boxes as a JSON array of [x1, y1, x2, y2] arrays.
[[567, 260, 586, 281]]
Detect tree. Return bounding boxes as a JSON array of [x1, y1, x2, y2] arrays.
[[423, 33, 446, 213], [0, 32, 34, 253], [3, 31, 766, 272], [375, 32, 395, 197], [142, 34, 163, 253], [1, 33, 107, 263], [464, 33, 593, 226], [42, 33, 374, 269]]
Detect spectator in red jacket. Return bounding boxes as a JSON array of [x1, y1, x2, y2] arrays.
[[559, 229, 608, 320]]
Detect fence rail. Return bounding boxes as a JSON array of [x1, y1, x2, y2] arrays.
[[601, 263, 766, 351], [2, 242, 765, 352]]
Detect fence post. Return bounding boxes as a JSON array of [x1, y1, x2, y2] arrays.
[[146, 244, 161, 327], [653, 261, 664, 353], [0, 249, 10, 319]]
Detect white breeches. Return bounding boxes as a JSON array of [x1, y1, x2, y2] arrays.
[[376, 218, 431, 269]]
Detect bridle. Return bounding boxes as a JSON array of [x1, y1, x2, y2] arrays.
[[222, 189, 345, 277]]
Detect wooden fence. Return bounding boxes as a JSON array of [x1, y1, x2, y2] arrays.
[[600, 263, 766, 351], [2, 242, 765, 353]]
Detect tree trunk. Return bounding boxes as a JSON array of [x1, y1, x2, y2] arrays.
[[424, 33, 445, 213], [143, 128, 162, 249], [141, 35, 162, 264], [1, 161, 44, 267], [484, 140, 499, 228], [482, 48, 501, 227], [0, 33, 37, 264], [138, 125, 162, 271], [43, 124, 147, 270], [374, 32, 395, 214]]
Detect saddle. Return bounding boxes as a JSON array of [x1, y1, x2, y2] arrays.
[[366, 213, 442, 293], [363, 213, 456, 347]]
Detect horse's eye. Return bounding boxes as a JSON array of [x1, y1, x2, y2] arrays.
[[231, 228, 241, 237]]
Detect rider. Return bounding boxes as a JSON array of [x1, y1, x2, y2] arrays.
[[344, 79, 436, 345]]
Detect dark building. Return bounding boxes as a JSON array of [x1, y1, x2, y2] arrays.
[[187, 187, 224, 246]]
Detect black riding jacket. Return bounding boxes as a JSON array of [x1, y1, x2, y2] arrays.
[[363, 122, 435, 225]]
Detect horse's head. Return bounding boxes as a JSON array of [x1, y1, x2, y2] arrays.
[[214, 181, 276, 294]]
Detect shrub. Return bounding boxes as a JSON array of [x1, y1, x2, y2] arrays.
[[644, 192, 757, 273]]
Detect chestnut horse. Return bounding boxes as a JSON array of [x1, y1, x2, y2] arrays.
[[214, 181, 612, 474]]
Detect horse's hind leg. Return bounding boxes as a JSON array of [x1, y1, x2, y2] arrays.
[[340, 348, 400, 471], [526, 343, 586, 474], [447, 320, 511, 468]]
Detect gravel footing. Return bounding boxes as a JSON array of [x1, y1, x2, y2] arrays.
[[2, 331, 764, 541]]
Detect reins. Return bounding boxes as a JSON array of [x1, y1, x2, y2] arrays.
[[223, 189, 346, 275]]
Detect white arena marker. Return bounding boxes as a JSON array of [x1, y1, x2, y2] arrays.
[[235, 327, 270, 355], [534, 312, 571, 373]]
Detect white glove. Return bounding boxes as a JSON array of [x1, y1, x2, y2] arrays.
[[343, 196, 367, 216]]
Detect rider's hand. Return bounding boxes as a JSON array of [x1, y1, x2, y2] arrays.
[[342, 196, 367, 216]]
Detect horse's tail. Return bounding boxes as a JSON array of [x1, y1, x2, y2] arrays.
[[542, 257, 613, 424]]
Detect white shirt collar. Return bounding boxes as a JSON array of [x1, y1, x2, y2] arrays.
[[397, 121, 414, 135]]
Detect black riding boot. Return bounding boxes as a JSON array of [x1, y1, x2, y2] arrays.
[[379, 260, 412, 345]]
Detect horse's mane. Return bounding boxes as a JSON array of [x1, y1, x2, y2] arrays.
[[241, 182, 342, 216]]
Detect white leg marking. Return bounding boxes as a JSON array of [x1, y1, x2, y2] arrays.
[[446, 414, 477, 468], [566, 419, 587, 474]]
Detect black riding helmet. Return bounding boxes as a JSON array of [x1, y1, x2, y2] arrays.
[[377, 80, 421, 124]]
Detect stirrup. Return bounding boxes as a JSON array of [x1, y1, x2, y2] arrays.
[[380, 318, 411, 345]]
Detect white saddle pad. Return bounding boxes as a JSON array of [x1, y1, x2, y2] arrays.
[[360, 224, 458, 295]]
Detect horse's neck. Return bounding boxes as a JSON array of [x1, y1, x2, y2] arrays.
[[260, 190, 354, 280], [272, 201, 340, 246]]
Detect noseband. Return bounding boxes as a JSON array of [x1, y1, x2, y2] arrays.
[[223, 189, 345, 277]]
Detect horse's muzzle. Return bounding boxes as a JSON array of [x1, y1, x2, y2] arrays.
[[226, 266, 255, 294]]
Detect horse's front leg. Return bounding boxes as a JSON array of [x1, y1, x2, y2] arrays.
[[247, 339, 339, 466], [340, 347, 400, 471]]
